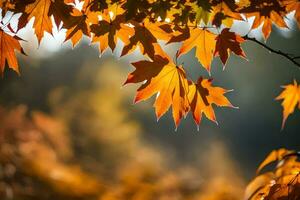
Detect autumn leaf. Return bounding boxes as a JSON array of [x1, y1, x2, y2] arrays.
[[121, 21, 162, 59], [244, 172, 274, 200], [256, 148, 295, 173], [210, 1, 243, 27], [276, 80, 300, 129], [214, 28, 246, 67], [124, 55, 189, 127], [0, 29, 25, 75], [144, 21, 174, 41], [91, 14, 133, 54], [245, 149, 300, 200], [15, 0, 73, 43], [64, 9, 91, 46], [17, 0, 53, 43], [192, 0, 212, 25], [188, 78, 234, 126], [177, 28, 216, 72], [0, 0, 15, 17], [166, 26, 190, 44], [283, 0, 300, 27], [239, 0, 287, 39]]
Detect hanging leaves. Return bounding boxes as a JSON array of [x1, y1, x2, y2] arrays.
[[283, 0, 300, 27], [0, 0, 299, 128], [239, 0, 287, 39], [245, 149, 300, 200]]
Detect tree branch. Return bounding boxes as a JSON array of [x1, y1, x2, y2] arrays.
[[243, 35, 300, 68]]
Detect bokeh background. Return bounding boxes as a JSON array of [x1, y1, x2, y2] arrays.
[[0, 15, 299, 199]]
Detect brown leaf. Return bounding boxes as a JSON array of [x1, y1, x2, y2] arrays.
[[214, 28, 246, 67]]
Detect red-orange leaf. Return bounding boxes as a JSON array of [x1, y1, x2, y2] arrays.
[[283, 0, 300, 27], [124, 55, 190, 127], [214, 28, 246, 67], [0, 29, 25, 75], [188, 78, 234, 126]]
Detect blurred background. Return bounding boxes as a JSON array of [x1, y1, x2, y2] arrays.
[[0, 16, 299, 199]]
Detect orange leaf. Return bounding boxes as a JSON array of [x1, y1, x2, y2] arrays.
[[177, 28, 216, 72], [276, 80, 300, 129], [124, 55, 189, 127], [283, 0, 300, 28], [240, 0, 287, 39], [210, 1, 243, 27], [144, 21, 174, 41], [0, 29, 25, 75], [188, 78, 234, 126], [17, 0, 53, 43], [257, 149, 295, 173], [214, 28, 246, 67]]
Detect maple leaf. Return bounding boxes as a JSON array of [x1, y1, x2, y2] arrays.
[[124, 55, 190, 127], [276, 80, 300, 129], [121, 21, 163, 60], [245, 149, 300, 200], [283, 0, 300, 27], [239, 0, 287, 39], [166, 26, 190, 44], [0, 29, 25, 75], [15, 0, 73, 43], [256, 148, 295, 173], [210, 1, 243, 27], [64, 9, 92, 46], [177, 28, 216, 72], [91, 14, 133, 54], [188, 78, 234, 126], [214, 28, 246, 67], [17, 0, 53, 43]]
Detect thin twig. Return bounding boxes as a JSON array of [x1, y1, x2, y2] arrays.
[[243, 35, 300, 68]]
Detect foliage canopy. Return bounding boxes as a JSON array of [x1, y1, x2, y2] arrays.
[[0, 0, 300, 199], [0, 0, 300, 128]]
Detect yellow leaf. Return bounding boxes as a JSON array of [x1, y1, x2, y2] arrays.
[[177, 28, 216, 72], [276, 80, 300, 129]]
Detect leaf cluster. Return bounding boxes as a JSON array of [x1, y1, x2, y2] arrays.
[[0, 0, 299, 127], [245, 149, 300, 200]]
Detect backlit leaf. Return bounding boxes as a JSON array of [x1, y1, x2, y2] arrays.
[[0, 29, 25, 75], [276, 80, 300, 129]]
